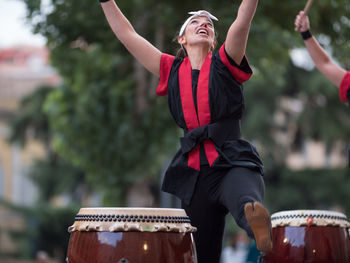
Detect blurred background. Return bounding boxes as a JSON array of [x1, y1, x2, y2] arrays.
[[0, 0, 349, 262]]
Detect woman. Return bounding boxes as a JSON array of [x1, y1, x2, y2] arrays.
[[294, 11, 350, 103], [100, 0, 272, 262]]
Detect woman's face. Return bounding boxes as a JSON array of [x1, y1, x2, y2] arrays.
[[178, 16, 215, 51]]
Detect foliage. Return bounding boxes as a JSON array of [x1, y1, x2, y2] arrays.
[[265, 167, 350, 215], [2, 200, 78, 261], [43, 46, 179, 204], [8, 85, 88, 203], [7, 85, 87, 261], [284, 62, 350, 144], [8, 86, 52, 147], [23, 204, 77, 260], [28, 158, 86, 202]]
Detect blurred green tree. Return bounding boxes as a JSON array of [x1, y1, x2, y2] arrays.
[[7, 86, 87, 261], [9, 86, 88, 203]]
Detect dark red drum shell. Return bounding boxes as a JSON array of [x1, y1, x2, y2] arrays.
[[67, 231, 197, 263], [264, 226, 350, 263]]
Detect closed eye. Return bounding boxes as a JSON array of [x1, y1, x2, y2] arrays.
[[191, 19, 213, 27]]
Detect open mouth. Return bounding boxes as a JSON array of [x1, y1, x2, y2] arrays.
[[196, 29, 208, 36]]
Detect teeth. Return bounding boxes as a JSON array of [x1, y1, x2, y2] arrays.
[[198, 30, 207, 34]]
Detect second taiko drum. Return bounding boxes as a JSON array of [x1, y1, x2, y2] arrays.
[[263, 210, 350, 263]]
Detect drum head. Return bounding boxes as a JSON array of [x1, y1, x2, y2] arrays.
[[271, 210, 350, 228], [68, 207, 197, 233]]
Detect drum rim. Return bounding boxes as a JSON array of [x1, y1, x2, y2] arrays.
[[271, 209, 348, 220], [270, 209, 350, 228], [77, 207, 188, 216], [69, 207, 197, 233], [79, 207, 186, 212]]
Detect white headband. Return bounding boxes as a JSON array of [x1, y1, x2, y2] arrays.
[[179, 10, 218, 36]]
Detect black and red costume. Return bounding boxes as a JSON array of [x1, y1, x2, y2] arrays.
[[157, 43, 265, 263], [339, 72, 350, 167], [339, 71, 350, 104]]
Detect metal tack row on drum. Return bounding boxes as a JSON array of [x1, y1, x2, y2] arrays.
[[66, 207, 198, 263], [263, 210, 350, 263]]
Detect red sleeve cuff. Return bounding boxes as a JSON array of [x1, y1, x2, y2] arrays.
[[219, 43, 253, 84], [339, 72, 350, 103], [156, 54, 175, 96]]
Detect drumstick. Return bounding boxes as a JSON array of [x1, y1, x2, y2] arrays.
[[296, 0, 315, 31], [303, 0, 314, 15]]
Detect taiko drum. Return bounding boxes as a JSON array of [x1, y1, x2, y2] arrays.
[[66, 207, 198, 263], [263, 210, 350, 263]]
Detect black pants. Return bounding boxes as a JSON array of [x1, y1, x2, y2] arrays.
[[181, 166, 265, 263]]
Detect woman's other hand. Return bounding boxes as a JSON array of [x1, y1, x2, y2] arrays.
[[295, 11, 310, 32]]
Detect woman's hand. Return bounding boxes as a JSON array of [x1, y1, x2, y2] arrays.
[[295, 11, 310, 32]]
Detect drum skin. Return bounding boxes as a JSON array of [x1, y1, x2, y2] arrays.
[[263, 226, 350, 263], [67, 231, 196, 263]]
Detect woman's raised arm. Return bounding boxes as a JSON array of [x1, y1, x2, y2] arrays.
[[294, 11, 346, 86], [225, 0, 259, 65], [100, 0, 162, 77]]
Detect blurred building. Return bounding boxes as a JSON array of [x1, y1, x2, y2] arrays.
[[0, 45, 60, 257], [273, 96, 347, 169]]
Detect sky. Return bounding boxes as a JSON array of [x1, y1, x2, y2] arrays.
[[0, 0, 46, 47]]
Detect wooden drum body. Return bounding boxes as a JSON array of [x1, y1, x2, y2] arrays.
[[263, 210, 350, 263], [66, 208, 198, 263]]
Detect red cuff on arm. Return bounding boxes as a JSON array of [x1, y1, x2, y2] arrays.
[[156, 54, 175, 96], [339, 72, 350, 103], [219, 43, 253, 84]]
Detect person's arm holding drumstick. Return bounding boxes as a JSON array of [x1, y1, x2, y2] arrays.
[[295, 10, 350, 165], [294, 11, 347, 87], [99, 0, 162, 77]]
